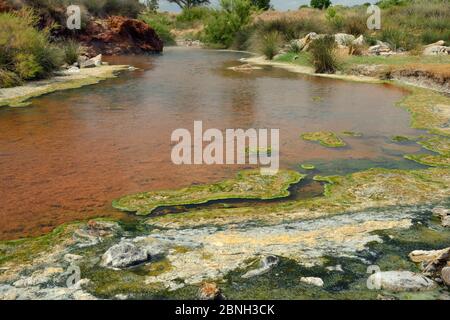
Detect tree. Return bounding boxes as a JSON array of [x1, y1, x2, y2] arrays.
[[143, 0, 159, 11], [167, 0, 210, 9], [310, 0, 331, 9], [251, 0, 271, 10]]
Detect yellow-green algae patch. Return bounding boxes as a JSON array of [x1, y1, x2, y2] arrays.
[[341, 131, 363, 137], [0, 65, 129, 108], [112, 169, 305, 215], [301, 131, 346, 148], [418, 136, 450, 156], [396, 85, 450, 137], [147, 168, 450, 229], [404, 154, 450, 167]]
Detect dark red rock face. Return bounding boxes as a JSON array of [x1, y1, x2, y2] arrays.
[[79, 16, 164, 56]]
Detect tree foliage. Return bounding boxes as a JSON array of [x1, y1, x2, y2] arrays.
[[310, 0, 331, 9], [167, 0, 210, 9]]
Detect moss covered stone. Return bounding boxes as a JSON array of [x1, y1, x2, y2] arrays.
[[112, 170, 305, 215], [301, 131, 346, 148]]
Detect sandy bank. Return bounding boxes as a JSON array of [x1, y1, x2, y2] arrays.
[[0, 65, 130, 108], [242, 55, 383, 84]]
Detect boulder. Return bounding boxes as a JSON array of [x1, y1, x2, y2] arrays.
[[432, 206, 450, 227], [334, 33, 355, 47], [352, 35, 365, 46], [241, 255, 279, 279], [79, 54, 102, 68], [301, 32, 322, 51], [409, 248, 449, 264], [423, 45, 449, 56], [367, 271, 436, 292], [78, 16, 164, 56], [368, 41, 392, 55], [441, 267, 450, 286], [198, 282, 225, 300], [101, 241, 150, 269], [300, 277, 324, 287]]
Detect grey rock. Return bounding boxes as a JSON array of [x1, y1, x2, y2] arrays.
[[368, 271, 436, 292], [80, 54, 102, 68], [300, 277, 324, 287], [101, 241, 150, 269], [334, 33, 355, 47]]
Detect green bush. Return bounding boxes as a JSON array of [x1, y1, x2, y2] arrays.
[[309, 35, 338, 74], [203, 0, 253, 48], [140, 13, 176, 45], [176, 7, 211, 23], [380, 27, 420, 50], [253, 17, 328, 42], [60, 39, 80, 65], [255, 31, 283, 60], [325, 7, 344, 31], [343, 14, 367, 36], [0, 69, 22, 88], [84, 0, 144, 18], [0, 9, 63, 87]]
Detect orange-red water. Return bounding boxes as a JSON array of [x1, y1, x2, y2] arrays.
[[0, 48, 423, 240]]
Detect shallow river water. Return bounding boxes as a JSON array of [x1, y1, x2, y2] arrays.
[[0, 47, 425, 240]]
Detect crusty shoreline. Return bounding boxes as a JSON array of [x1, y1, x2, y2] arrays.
[[0, 65, 130, 108]]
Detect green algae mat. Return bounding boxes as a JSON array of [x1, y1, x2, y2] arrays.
[[112, 169, 304, 215], [301, 131, 346, 148]]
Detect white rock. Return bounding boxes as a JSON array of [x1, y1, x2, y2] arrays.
[[334, 33, 355, 46], [300, 277, 324, 287], [423, 45, 449, 56], [101, 241, 150, 269], [66, 66, 80, 73], [352, 35, 365, 46], [368, 271, 436, 292]]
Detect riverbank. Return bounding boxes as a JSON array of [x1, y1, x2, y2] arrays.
[[0, 65, 130, 108], [242, 54, 450, 94]]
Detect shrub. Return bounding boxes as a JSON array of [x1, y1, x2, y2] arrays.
[[61, 39, 80, 65], [96, 0, 144, 18], [140, 13, 176, 45], [253, 17, 328, 42], [176, 6, 211, 23], [380, 27, 419, 51], [325, 7, 344, 31], [308, 35, 338, 74], [0, 8, 63, 87], [343, 14, 367, 36], [0, 69, 22, 88], [203, 0, 253, 48], [255, 31, 283, 60]]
